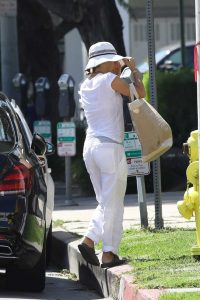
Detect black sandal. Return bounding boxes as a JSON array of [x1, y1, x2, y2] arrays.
[[101, 254, 127, 268], [78, 243, 100, 266]]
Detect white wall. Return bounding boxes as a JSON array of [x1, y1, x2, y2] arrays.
[[116, 0, 130, 55], [64, 28, 84, 92], [63, 1, 130, 121], [63, 28, 84, 119], [130, 17, 196, 65]]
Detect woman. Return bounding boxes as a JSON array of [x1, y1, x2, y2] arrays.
[[78, 41, 145, 268]]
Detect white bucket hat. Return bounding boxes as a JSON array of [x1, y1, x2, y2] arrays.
[[85, 41, 124, 70]]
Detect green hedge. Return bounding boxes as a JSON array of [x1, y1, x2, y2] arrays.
[[143, 68, 197, 147]]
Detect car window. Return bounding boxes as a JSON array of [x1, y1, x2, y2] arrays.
[[139, 44, 194, 72], [165, 50, 182, 65], [155, 49, 171, 63], [14, 107, 32, 147], [161, 46, 194, 68], [138, 49, 170, 72], [0, 108, 15, 152], [185, 46, 194, 67]]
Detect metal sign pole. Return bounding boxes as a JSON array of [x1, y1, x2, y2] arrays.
[[179, 0, 186, 67], [65, 155, 72, 201], [57, 75, 77, 206], [57, 121, 77, 206], [63, 120, 73, 205], [63, 119, 73, 205], [136, 176, 148, 228], [124, 131, 149, 228], [146, 0, 163, 229]]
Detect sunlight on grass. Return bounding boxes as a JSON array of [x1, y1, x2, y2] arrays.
[[53, 219, 81, 227], [53, 219, 65, 227], [118, 228, 200, 288], [159, 292, 200, 300]]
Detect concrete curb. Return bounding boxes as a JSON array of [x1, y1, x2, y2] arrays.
[[51, 230, 165, 300]]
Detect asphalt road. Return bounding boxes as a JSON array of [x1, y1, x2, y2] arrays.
[[0, 267, 108, 300]]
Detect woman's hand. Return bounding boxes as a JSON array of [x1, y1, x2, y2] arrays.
[[122, 57, 146, 98], [111, 56, 146, 99], [122, 57, 136, 70]]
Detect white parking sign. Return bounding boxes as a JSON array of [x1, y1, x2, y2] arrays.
[[57, 122, 76, 157], [124, 131, 150, 176]]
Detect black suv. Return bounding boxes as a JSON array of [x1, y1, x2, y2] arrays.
[[0, 93, 55, 292]]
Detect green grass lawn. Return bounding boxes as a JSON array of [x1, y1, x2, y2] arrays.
[[118, 228, 200, 289], [159, 292, 200, 300]]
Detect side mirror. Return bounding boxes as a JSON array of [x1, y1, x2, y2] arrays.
[[46, 142, 55, 156], [158, 60, 179, 71], [31, 133, 47, 156]]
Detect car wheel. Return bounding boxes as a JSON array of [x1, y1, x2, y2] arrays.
[[6, 238, 46, 292]]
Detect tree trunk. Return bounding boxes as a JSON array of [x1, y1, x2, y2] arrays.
[[77, 0, 126, 55], [37, 0, 126, 54], [17, 0, 61, 133], [17, 0, 126, 131]]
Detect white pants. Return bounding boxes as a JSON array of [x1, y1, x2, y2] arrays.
[[83, 136, 128, 254]]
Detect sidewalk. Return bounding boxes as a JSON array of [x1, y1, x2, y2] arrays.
[[51, 189, 196, 300]]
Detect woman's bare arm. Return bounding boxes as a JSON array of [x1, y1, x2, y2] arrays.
[[111, 57, 146, 99]]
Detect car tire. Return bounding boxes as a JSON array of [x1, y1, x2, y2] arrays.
[[6, 238, 46, 292]]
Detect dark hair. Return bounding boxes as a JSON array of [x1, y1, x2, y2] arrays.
[[85, 67, 97, 76], [0, 92, 9, 101]]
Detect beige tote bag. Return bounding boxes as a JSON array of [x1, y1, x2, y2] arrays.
[[128, 83, 173, 163]]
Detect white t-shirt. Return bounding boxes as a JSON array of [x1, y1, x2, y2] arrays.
[[79, 72, 124, 143]]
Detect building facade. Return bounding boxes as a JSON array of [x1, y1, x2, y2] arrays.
[[63, 0, 195, 119], [129, 0, 195, 63]]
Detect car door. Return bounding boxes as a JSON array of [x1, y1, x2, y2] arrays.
[[157, 45, 194, 70], [11, 101, 54, 230]]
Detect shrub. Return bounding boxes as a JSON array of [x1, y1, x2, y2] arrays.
[[143, 69, 197, 147], [141, 69, 197, 192]]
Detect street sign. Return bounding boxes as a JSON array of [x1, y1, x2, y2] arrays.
[[0, 0, 17, 16], [124, 131, 142, 158], [126, 157, 150, 176], [33, 120, 52, 143], [124, 131, 150, 176], [57, 121, 76, 157]]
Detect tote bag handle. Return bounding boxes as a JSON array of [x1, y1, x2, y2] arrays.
[[129, 82, 139, 101]]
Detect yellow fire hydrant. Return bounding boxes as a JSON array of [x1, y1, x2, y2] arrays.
[[177, 130, 200, 257]]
